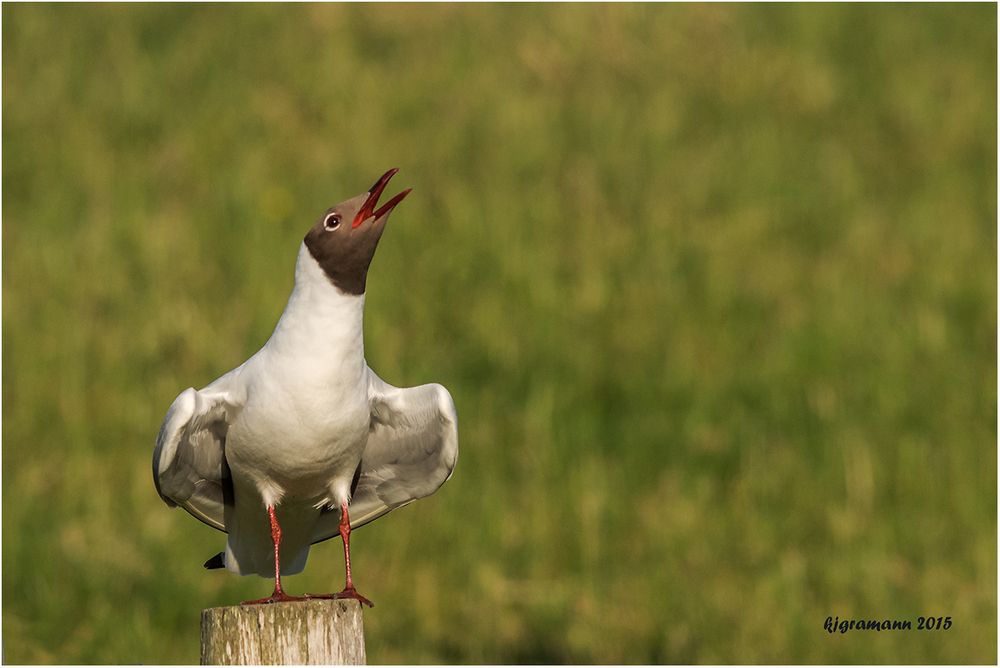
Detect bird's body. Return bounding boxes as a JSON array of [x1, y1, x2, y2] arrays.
[[212, 245, 370, 576], [153, 169, 457, 604]]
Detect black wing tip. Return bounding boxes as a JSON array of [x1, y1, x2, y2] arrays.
[[203, 552, 225, 569]]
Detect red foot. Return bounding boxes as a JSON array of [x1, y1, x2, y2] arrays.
[[241, 590, 313, 605], [334, 587, 374, 608], [304, 587, 374, 608]]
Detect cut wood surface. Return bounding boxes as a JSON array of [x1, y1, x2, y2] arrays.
[[200, 599, 366, 665]]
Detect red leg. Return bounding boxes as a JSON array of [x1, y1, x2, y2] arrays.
[[301, 503, 374, 607], [331, 502, 373, 607], [241, 505, 310, 605]]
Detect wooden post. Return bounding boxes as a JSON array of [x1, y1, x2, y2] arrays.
[[200, 599, 366, 665]]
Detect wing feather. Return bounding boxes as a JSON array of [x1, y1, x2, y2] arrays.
[[312, 369, 458, 543], [152, 387, 234, 532]]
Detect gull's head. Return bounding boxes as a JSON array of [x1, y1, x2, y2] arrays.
[[304, 168, 411, 295]]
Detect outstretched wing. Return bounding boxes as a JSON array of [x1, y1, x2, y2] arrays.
[[312, 369, 459, 543], [153, 387, 234, 533]]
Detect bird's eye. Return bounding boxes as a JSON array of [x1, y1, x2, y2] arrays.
[[323, 213, 341, 231]]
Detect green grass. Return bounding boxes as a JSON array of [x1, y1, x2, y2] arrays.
[[3, 3, 996, 663]]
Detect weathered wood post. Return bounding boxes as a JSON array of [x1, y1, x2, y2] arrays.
[[200, 599, 366, 665]]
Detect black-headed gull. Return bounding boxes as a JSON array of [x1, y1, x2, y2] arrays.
[[153, 169, 458, 607]]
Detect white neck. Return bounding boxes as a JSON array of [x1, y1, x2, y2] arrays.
[[264, 243, 366, 376]]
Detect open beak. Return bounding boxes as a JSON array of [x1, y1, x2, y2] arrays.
[[353, 168, 412, 228]]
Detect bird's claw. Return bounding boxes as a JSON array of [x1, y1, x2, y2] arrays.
[[334, 587, 374, 608], [303, 587, 374, 608], [240, 590, 313, 605]]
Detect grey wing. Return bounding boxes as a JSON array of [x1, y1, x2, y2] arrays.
[[152, 387, 234, 533], [312, 369, 459, 543]]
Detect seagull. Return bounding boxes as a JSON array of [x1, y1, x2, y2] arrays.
[[152, 168, 458, 607]]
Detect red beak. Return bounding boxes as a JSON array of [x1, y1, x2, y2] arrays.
[[352, 168, 412, 228]]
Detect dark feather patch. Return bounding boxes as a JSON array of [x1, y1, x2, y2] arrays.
[[351, 461, 362, 499], [203, 552, 225, 569]]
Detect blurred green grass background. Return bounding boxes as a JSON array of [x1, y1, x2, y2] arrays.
[[3, 3, 996, 663]]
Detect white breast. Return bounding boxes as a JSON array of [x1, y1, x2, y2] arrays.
[[222, 243, 372, 507]]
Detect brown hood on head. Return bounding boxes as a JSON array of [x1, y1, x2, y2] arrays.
[[303, 168, 411, 295]]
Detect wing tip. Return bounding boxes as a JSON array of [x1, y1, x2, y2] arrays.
[[433, 383, 458, 421], [433, 384, 459, 471], [203, 552, 225, 569]]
